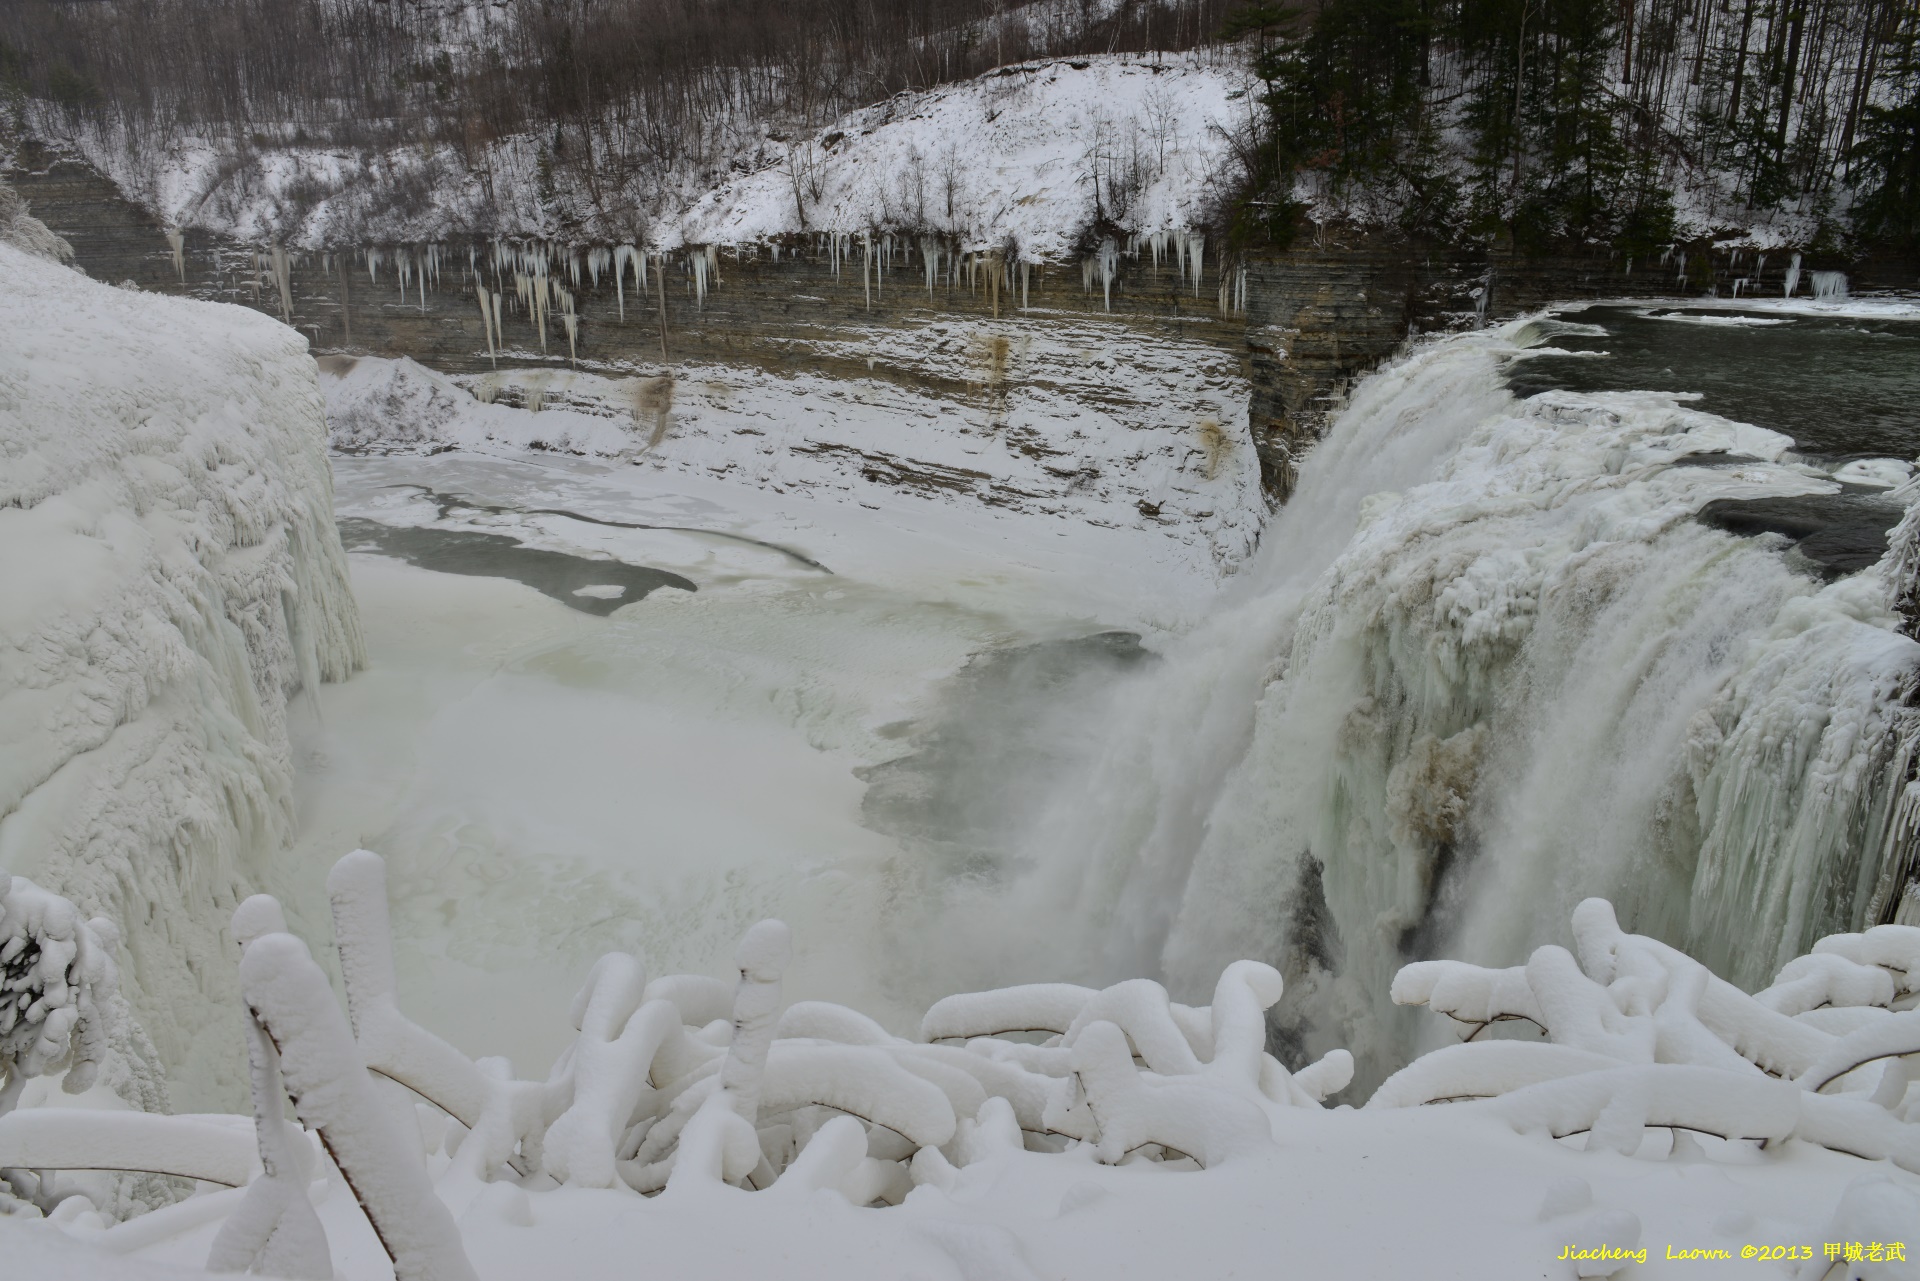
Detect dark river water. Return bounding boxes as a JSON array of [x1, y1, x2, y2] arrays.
[[1508, 303, 1920, 577], [1508, 303, 1920, 459]]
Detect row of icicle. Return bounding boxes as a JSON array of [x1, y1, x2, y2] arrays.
[[160, 228, 1234, 358]]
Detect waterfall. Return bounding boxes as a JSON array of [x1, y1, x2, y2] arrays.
[[967, 317, 1920, 1088]]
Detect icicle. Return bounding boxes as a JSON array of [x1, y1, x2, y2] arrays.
[[1187, 234, 1204, 296], [861, 232, 873, 310], [613, 246, 630, 320], [691, 248, 711, 308], [1675, 251, 1688, 284], [1784, 252, 1804, 298], [491, 291, 503, 352], [1811, 270, 1849, 301], [268, 245, 293, 324], [588, 246, 609, 290], [1020, 259, 1030, 311], [366, 246, 382, 284], [476, 289, 497, 365], [164, 228, 186, 283], [560, 288, 578, 365], [1098, 237, 1118, 311]]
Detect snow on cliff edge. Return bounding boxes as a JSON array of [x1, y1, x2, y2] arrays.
[[61, 53, 1253, 257], [0, 238, 364, 1111]]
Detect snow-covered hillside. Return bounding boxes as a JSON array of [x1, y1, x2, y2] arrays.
[[61, 53, 1251, 256], [678, 54, 1252, 258], [0, 227, 363, 1112]]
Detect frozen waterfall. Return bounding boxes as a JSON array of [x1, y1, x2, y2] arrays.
[[0, 239, 365, 1112], [982, 316, 1920, 1087]]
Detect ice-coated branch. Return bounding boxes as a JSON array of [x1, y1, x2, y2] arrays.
[[0, 873, 124, 1114], [1062, 1020, 1271, 1168], [326, 851, 555, 1177], [238, 930, 477, 1281], [921, 983, 1097, 1041], [1812, 924, 1920, 997], [1485, 1064, 1801, 1151], [1798, 1010, 1920, 1095], [0, 1109, 256, 1186], [208, 896, 332, 1279], [543, 958, 682, 1188], [718, 919, 791, 1126], [1369, 1042, 1625, 1108], [1387, 897, 1920, 1167]]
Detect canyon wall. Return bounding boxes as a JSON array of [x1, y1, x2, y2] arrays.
[[15, 147, 1899, 510]]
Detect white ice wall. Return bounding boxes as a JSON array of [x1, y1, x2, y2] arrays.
[[0, 238, 364, 1111]]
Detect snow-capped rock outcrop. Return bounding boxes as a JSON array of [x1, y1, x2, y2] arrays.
[[0, 231, 363, 1110]]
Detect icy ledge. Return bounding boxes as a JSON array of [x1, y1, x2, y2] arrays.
[[2, 854, 1918, 1277], [0, 240, 364, 1113]]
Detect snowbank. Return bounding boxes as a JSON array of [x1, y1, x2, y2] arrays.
[[0, 239, 363, 1110]]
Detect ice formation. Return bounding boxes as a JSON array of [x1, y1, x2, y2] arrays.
[[1006, 314, 1920, 1086], [0, 876, 123, 1117], [0, 237, 364, 1110]]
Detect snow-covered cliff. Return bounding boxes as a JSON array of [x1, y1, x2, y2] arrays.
[[0, 226, 364, 1111]]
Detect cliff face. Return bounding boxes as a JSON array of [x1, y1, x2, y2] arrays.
[[12, 149, 1907, 517]]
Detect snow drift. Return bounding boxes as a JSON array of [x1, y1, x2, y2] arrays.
[[0, 229, 364, 1111]]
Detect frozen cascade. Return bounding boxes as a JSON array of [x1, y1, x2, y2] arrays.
[[1785, 252, 1804, 298], [0, 239, 364, 1111], [1812, 270, 1850, 301], [978, 316, 1920, 1089]]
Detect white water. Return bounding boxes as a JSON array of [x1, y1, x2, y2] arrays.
[[927, 316, 1920, 1084]]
